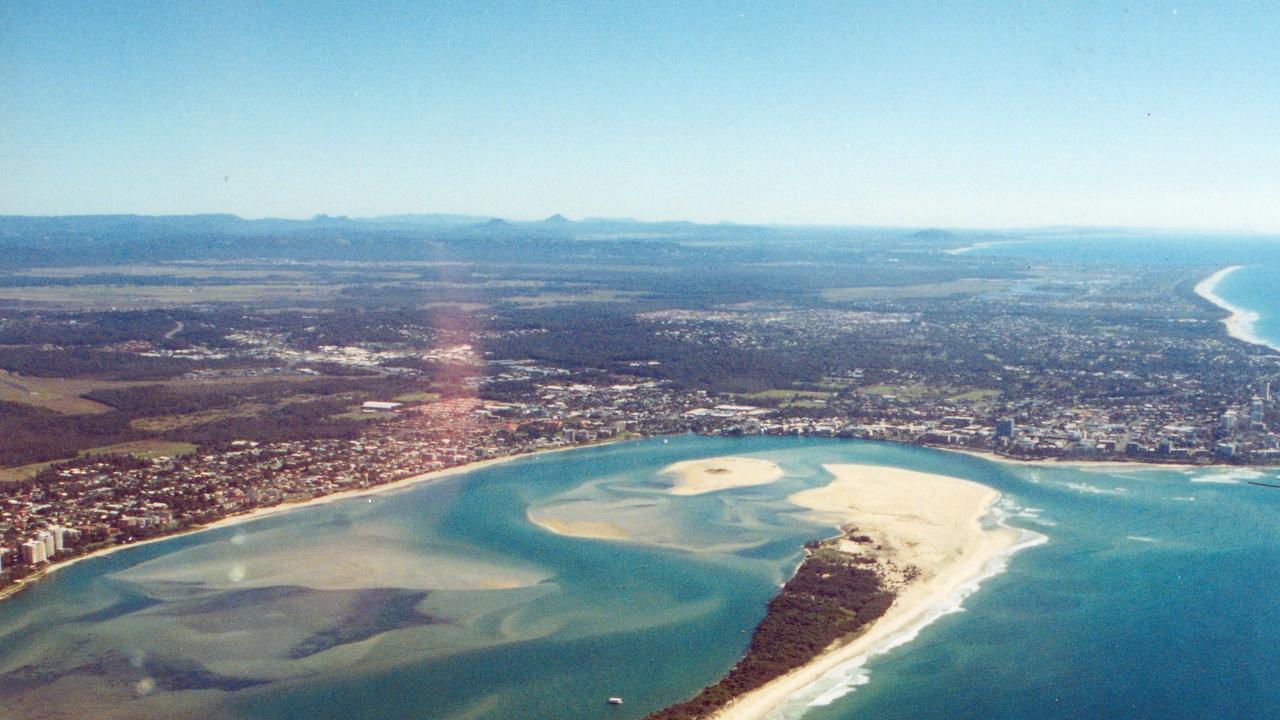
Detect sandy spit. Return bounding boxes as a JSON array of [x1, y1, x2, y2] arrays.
[[709, 463, 1032, 720]]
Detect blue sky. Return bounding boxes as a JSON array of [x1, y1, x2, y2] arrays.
[[2, 1, 1278, 230]]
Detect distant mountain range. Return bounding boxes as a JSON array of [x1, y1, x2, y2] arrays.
[[0, 213, 1130, 268], [0, 211, 733, 236], [0, 212, 790, 267]]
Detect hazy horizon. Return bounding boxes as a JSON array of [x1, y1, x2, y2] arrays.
[[3, 210, 1280, 239], [4, 2, 1279, 231]]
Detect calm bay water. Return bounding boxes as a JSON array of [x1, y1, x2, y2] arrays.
[[3, 436, 1280, 719]]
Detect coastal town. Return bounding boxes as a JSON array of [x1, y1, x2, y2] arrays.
[[4, 342, 1279, 591], [3, 224, 1280, 599], [8, 4, 1280, 716]]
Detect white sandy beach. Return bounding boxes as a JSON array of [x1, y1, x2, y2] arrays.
[[710, 464, 1025, 720], [663, 456, 784, 495], [1195, 265, 1278, 352]]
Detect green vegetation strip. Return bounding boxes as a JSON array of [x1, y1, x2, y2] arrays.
[[821, 278, 1012, 302], [948, 389, 1001, 402], [644, 546, 894, 720]]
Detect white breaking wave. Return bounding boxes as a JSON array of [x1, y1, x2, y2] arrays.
[[1008, 504, 1057, 527], [943, 239, 1029, 255], [1194, 265, 1280, 353], [1059, 481, 1128, 495], [1189, 468, 1264, 484], [1125, 535, 1159, 543]]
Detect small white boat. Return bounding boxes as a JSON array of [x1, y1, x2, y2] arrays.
[[607, 697, 624, 705]]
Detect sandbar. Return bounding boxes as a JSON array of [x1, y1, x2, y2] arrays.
[[526, 514, 630, 541], [710, 463, 1028, 720], [663, 456, 784, 495]]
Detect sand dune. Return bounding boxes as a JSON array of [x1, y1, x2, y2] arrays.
[[664, 456, 784, 495]]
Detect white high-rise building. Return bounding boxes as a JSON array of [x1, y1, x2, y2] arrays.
[[51, 526, 65, 552], [38, 530, 55, 558], [21, 540, 47, 564]]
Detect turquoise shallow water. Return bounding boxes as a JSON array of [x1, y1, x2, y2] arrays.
[[3, 437, 1280, 719], [799, 462, 1280, 720]]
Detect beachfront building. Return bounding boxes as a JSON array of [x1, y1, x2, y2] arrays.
[[995, 418, 1016, 438], [38, 531, 55, 558], [21, 540, 47, 564]]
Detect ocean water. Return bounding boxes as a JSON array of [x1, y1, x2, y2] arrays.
[[794, 460, 1280, 720], [953, 232, 1280, 267], [4, 436, 1280, 719], [1211, 264, 1280, 352], [957, 232, 1280, 350]]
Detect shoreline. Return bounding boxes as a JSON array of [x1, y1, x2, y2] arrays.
[[1, 433, 1257, 606], [940, 447, 1205, 470], [942, 239, 1027, 256], [4, 440, 1061, 718], [706, 464, 1042, 720], [1195, 265, 1280, 353], [0, 440, 617, 605], [738, 524, 1046, 719]]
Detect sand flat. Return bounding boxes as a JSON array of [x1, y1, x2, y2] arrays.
[[111, 532, 552, 594], [11, 444, 613, 597], [711, 463, 1023, 720], [526, 514, 630, 540], [663, 456, 784, 495]]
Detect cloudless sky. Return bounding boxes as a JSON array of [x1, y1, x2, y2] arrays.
[[2, 1, 1279, 231]]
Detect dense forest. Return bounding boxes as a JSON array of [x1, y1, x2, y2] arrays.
[[0, 375, 426, 467], [485, 307, 836, 393], [644, 547, 896, 720], [0, 401, 140, 467], [0, 346, 264, 380]]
